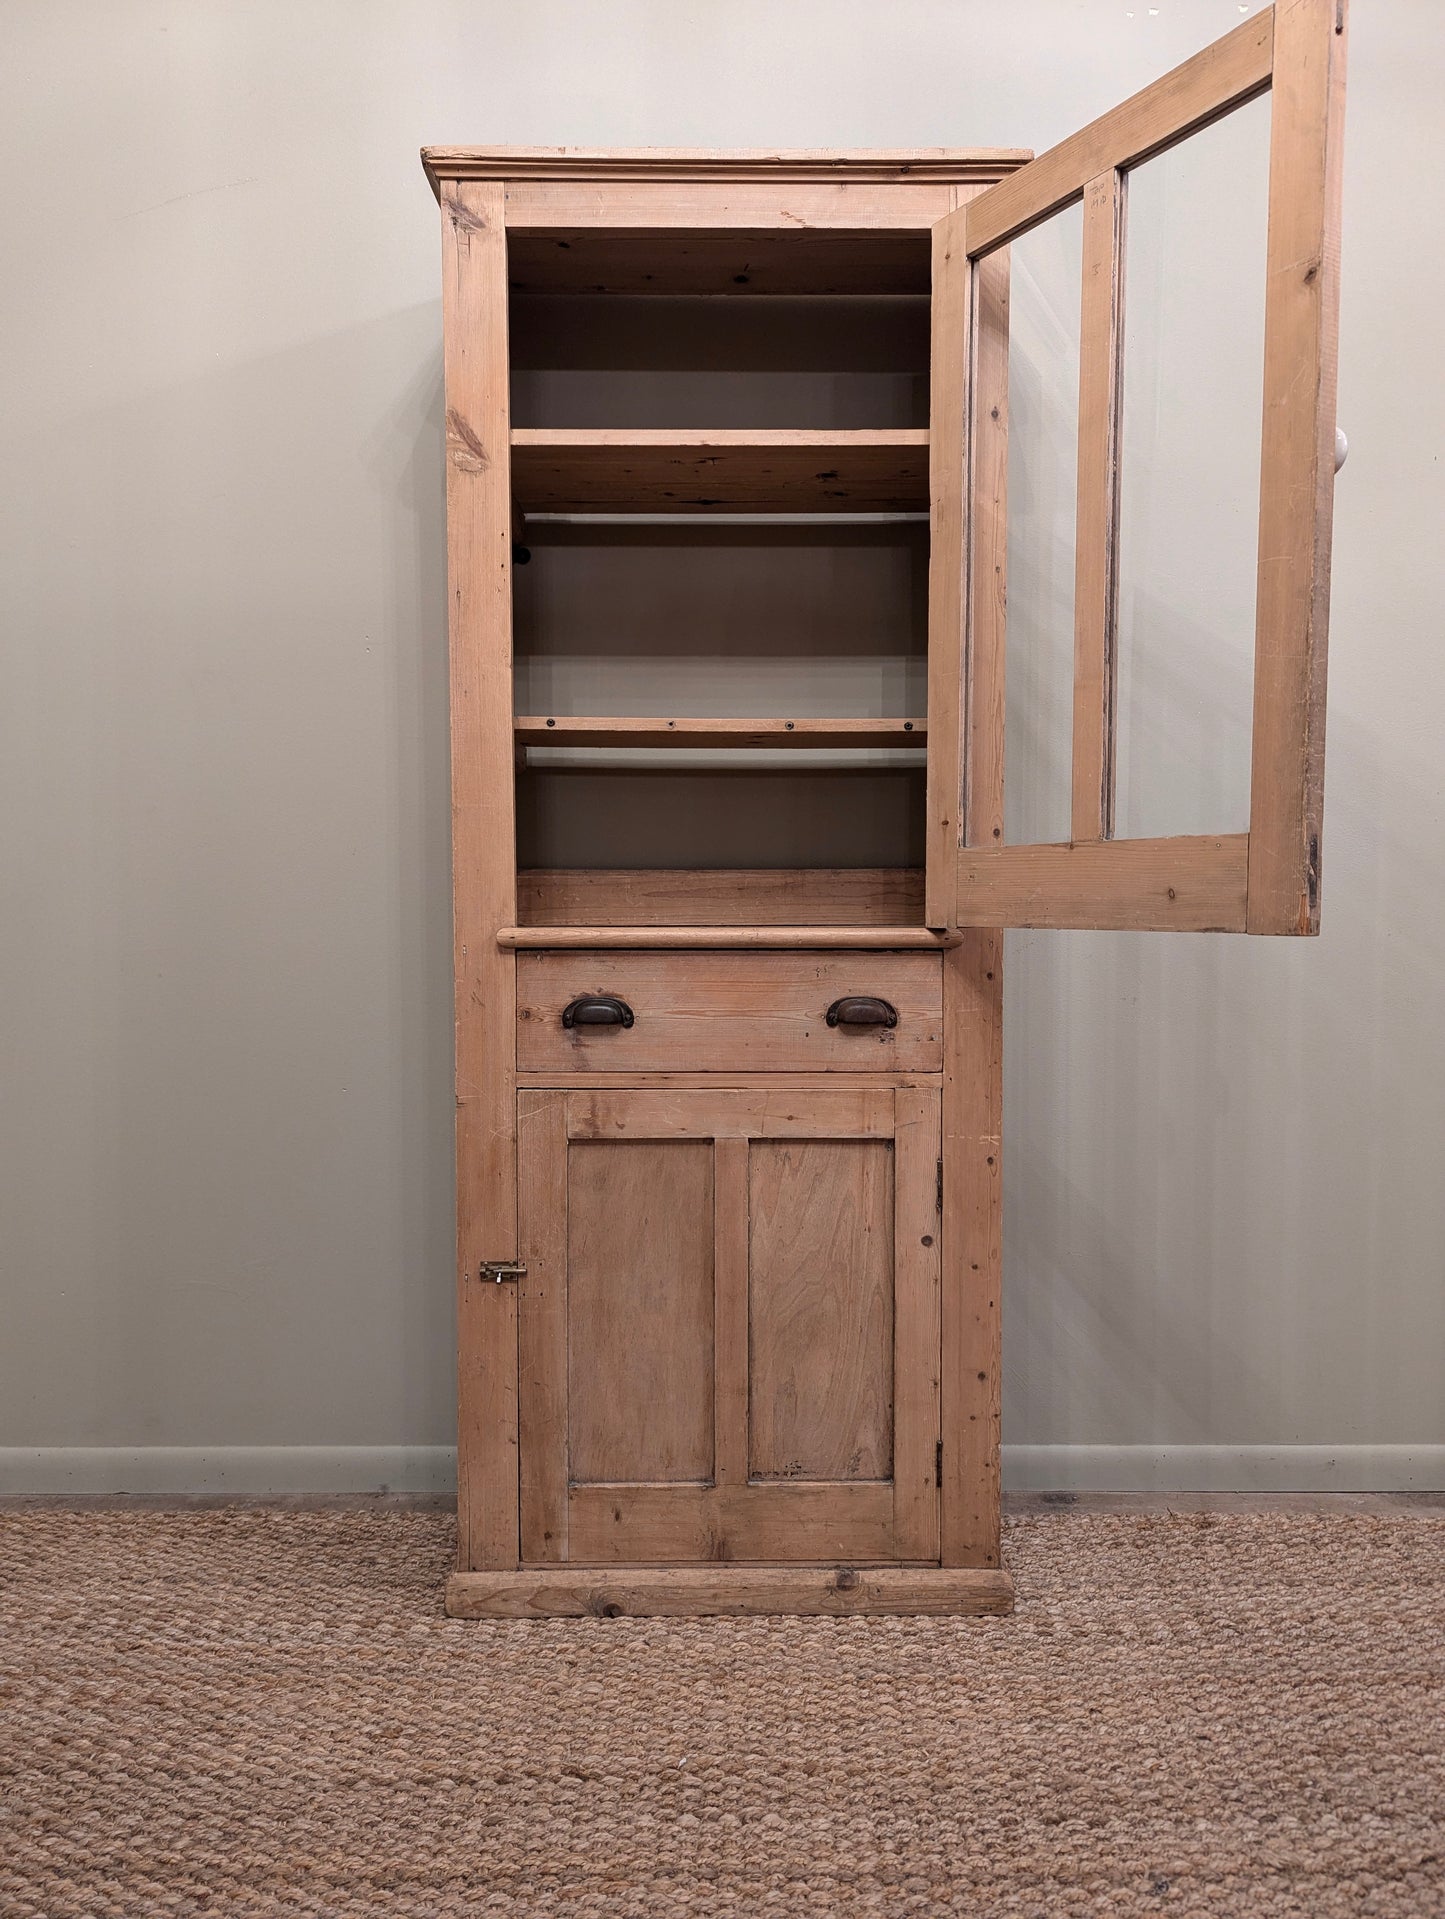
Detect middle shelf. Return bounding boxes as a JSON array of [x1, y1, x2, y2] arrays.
[[514, 715, 926, 749], [510, 428, 930, 512]]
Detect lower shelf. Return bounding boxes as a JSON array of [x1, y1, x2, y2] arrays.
[[446, 1564, 1014, 1619]]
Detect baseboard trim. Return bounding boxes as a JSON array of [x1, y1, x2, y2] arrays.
[[0, 1443, 1440, 1497], [1003, 1444, 1445, 1493], [0, 1447, 457, 1496]]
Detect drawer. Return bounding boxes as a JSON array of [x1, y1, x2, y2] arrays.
[[516, 951, 942, 1074]]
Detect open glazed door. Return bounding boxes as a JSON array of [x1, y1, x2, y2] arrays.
[[931, 0, 1347, 935]]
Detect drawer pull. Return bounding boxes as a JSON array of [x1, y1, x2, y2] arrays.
[[562, 994, 635, 1030], [826, 995, 898, 1030]]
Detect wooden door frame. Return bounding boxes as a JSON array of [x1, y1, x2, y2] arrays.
[[947, 0, 1348, 936], [515, 1084, 943, 1567]]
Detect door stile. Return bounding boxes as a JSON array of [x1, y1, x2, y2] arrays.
[[1070, 167, 1128, 843], [713, 1136, 750, 1488], [925, 192, 974, 932], [1247, 0, 1349, 934], [962, 251, 1011, 858], [940, 933, 1003, 1566], [891, 1085, 943, 1558], [518, 1089, 568, 1563]]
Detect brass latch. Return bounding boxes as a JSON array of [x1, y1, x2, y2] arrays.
[[478, 1260, 527, 1284]]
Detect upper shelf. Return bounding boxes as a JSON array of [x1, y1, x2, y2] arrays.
[[510, 429, 930, 513]]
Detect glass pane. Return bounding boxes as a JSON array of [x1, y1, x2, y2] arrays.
[[1004, 204, 1083, 846], [1114, 94, 1271, 839]]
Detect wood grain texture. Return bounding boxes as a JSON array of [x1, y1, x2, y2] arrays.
[[955, 834, 1249, 931], [511, 429, 929, 513], [963, 250, 1011, 854], [565, 1088, 898, 1144], [501, 181, 960, 233], [516, 868, 925, 928], [1247, 0, 1348, 935], [441, 179, 519, 1573], [503, 926, 957, 951], [964, 10, 1273, 256], [891, 1085, 943, 1560], [941, 932, 1003, 1567], [446, 1564, 1015, 1618], [748, 1139, 895, 1482], [515, 717, 925, 750], [713, 1138, 750, 1489], [566, 1139, 715, 1486], [518, 952, 942, 1075], [1071, 169, 1127, 843], [517, 1091, 568, 1562], [925, 199, 971, 930], [455, 1275, 519, 1573], [566, 1481, 899, 1565]]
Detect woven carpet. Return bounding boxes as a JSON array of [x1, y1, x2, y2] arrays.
[[1, 1509, 1442, 1916]]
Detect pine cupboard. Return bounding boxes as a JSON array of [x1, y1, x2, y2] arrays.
[[425, 0, 1348, 1619]]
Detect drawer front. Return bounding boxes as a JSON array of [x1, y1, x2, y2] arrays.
[[517, 951, 942, 1074]]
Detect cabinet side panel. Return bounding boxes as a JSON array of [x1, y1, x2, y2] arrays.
[[941, 929, 1003, 1566], [567, 1140, 716, 1483], [748, 1139, 894, 1481], [442, 180, 519, 1568]]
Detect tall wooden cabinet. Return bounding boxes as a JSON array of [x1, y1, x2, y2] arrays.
[[424, 0, 1348, 1618]]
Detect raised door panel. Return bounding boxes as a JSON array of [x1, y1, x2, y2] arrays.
[[566, 1139, 714, 1483], [516, 1085, 941, 1566], [748, 1138, 894, 1482]]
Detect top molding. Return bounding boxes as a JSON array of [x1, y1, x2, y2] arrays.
[[420, 145, 1032, 198]]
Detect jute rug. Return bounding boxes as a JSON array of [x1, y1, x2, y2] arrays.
[[1, 1508, 1441, 1916]]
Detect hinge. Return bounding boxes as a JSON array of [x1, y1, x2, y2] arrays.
[[936, 1157, 944, 1213], [935, 1439, 944, 1488], [478, 1260, 527, 1284]]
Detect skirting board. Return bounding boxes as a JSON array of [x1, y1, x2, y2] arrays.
[[0, 1447, 456, 1496], [1, 1444, 1441, 1497], [1004, 1445, 1445, 1493]]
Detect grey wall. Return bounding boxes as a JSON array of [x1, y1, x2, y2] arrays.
[[3, 0, 1441, 1492]]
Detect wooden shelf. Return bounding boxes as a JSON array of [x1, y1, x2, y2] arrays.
[[518, 867, 925, 928], [510, 429, 929, 513], [515, 716, 926, 749], [497, 924, 958, 950]]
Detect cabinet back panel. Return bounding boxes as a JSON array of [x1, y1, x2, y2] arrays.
[[513, 522, 927, 719], [511, 295, 929, 430], [566, 1139, 715, 1483], [518, 767, 925, 871], [748, 1139, 895, 1482]]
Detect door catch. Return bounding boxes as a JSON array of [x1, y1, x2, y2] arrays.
[[479, 1260, 527, 1284]]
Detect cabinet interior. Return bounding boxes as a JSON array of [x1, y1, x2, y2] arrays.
[[510, 250, 933, 924]]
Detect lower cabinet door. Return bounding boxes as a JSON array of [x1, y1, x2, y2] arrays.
[[516, 1085, 942, 1565]]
